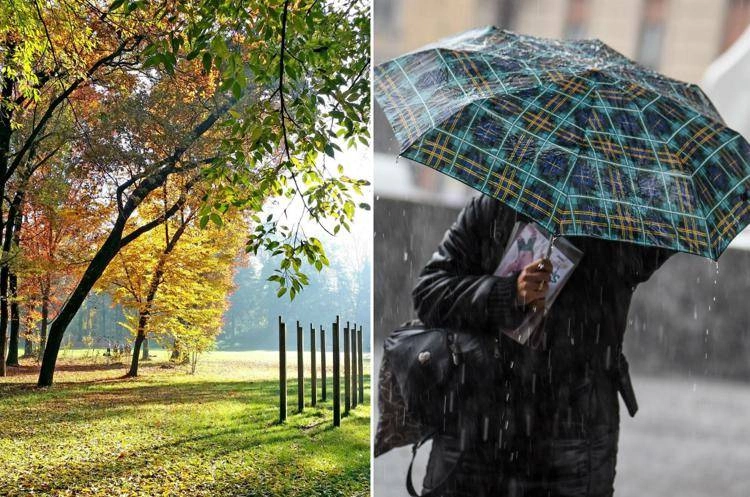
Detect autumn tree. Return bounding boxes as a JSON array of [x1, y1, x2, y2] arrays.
[[1, 0, 370, 385], [101, 178, 246, 376], [13, 159, 107, 359], [0, 0, 153, 375]]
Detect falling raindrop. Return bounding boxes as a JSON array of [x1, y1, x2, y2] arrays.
[[693, 305, 698, 320], [403, 251, 408, 261], [525, 412, 532, 437], [604, 346, 612, 370]]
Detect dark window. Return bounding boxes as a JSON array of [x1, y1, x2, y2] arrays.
[[636, 0, 668, 69], [374, 0, 399, 34], [564, 0, 590, 40], [722, 0, 750, 52]]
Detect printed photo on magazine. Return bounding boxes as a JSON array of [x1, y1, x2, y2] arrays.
[[494, 221, 584, 345]]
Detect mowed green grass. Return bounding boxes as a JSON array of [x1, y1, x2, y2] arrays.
[[0, 350, 371, 497]]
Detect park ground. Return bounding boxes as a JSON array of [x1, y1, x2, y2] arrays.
[[1, 350, 370, 497], [373, 373, 750, 497]]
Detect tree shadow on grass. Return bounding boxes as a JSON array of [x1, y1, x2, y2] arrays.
[[0, 379, 363, 439], [5, 402, 370, 497], [1, 370, 371, 496]]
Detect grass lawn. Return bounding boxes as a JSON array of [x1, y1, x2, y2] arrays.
[[0, 350, 371, 497]]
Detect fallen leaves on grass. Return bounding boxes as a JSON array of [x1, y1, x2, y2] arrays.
[[0, 352, 371, 497]]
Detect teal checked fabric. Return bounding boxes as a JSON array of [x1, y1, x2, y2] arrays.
[[374, 27, 750, 260]]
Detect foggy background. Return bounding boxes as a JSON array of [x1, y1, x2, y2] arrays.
[[372, 1, 750, 496]]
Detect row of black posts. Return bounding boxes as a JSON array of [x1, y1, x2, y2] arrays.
[[278, 315, 365, 426]]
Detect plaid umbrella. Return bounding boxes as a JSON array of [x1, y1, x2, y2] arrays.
[[374, 27, 750, 260]]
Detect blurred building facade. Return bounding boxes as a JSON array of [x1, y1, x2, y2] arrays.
[[374, 0, 750, 79]]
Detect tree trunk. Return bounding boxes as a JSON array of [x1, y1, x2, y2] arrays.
[[0, 264, 7, 375], [38, 282, 50, 361], [23, 334, 33, 358], [126, 211, 190, 377], [6, 273, 19, 366], [171, 339, 180, 361], [0, 78, 13, 377], [141, 338, 149, 360], [0, 149, 26, 373], [127, 325, 147, 377], [38, 212, 128, 385], [6, 196, 24, 368]]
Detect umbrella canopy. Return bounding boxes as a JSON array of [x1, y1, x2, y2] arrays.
[[374, 27, 750, 260]]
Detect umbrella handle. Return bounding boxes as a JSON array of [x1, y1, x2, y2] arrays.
[[542, 232, 559, 263]]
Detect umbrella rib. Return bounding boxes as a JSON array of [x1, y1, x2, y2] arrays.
[[528, 85, 597, 231], [666, 114, 700, 144], [635, 95, 687, 252], [695, 140, 747, 257], [568, 193, 704, 220], [392, 58, 436, 128], [478, 53, 508, 94], [581, 133, 614, 240], [374, 67, 423, 146], [593, 89, 652, 246], [689, 133, 742, 179], [477, 99, 692, 180], [433, 49, 471, 99], [694, 174, 715, 261], [704, 173, 750, 218], [686, 136, 742, 255]]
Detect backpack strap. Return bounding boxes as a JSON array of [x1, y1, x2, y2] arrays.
[[406, 431, 460, 497]]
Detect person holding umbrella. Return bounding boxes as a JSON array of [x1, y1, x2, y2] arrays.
[[412, 195, 671, 496], [375, 27, 750, 497]]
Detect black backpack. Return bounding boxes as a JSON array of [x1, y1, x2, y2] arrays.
[[376, 321, 509, 496]]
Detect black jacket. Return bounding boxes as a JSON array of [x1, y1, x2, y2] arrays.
[[412, 195, 672, 497]]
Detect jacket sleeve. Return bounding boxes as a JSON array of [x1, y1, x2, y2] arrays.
[[412, 196, 525, 331]]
